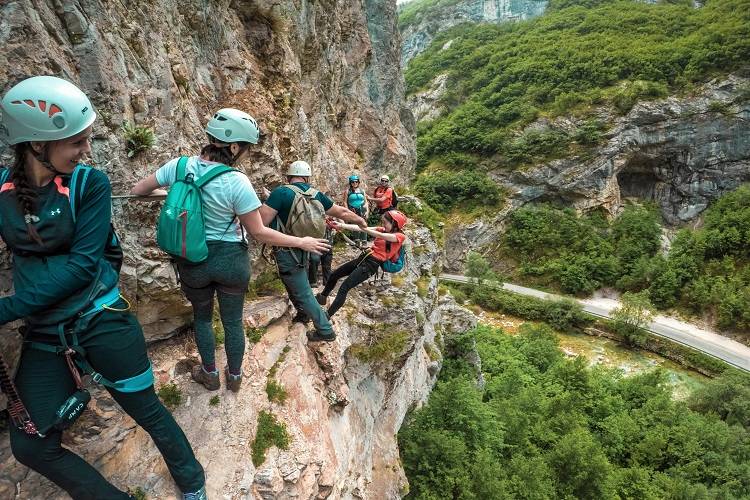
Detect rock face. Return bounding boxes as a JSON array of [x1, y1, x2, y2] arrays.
[[399, 0, 548, 66], [0, 0, 415, 340], [444, 75, 750, 271], [0, 223, 454, 500]]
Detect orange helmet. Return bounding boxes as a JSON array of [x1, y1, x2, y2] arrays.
[[386, 210, 407, 230]]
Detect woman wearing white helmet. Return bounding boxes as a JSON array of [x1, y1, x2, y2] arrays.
[[0, 76, 207, 499], [132, 108, 330, 392]]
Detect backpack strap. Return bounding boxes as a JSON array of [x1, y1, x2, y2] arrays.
[[194, 164, 237, 188], [69, 165, 92, 224], [0, 168, 10, 186], [285, 184, 319, 198], [175, 156, 189, 182]]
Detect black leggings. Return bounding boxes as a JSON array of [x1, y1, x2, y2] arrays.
[[321, 254, 382, 317]]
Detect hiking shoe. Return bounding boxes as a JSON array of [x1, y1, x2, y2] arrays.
[[225, 367, 242, 393], [183, 485, 208, 500], [307, 330, 336, 342], [315, 293, 327, 306], [191, 365, 220, 391], [292, 312, 311, 324]]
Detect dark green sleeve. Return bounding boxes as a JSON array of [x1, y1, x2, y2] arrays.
[[0, 170, 112, 323], [316, 191, 334, 211]]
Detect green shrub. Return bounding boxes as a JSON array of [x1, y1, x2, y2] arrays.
[[251, 411, 290, 467], [209, 395, 220, 407], [122, 122, 155, 158], [157, 382, 182, 409], [129, 487, 147, 500], [413, 170, 502, 212], [266, 380, 288, 404], [247, 269, 285, 299], [349, 330, 410, 363], [399, 199, 445, 245], [611, 80, 669, 115], [245, 326, 266, 343], [707, 100, 731, 114]]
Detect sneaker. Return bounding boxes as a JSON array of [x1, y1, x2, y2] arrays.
[[315, 293, 327, 306], [191, 365, 220, 391], [307, 330, 336, 342], [183, 485, 208, 500], [225, 367, 242, 393]]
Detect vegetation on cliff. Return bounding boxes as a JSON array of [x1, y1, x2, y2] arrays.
[[403, 0, 750, 201], [498, 185, 750, 334], [399, 323, 750, 499]]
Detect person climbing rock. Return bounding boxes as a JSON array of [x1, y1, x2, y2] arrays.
[[367, 174, 398, 218], [259, 160, 366, 342], [131, 108, 330, 392], [316, 210, 408, 318], [343, 174, 368, 247], [0, 76, 208, 500]]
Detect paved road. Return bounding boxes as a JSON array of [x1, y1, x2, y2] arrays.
[[440, 273, 750, 372]]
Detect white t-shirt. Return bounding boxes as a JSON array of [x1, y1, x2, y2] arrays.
[[156, 156, 261, 243]]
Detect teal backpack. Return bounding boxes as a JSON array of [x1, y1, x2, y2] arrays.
[[381, 239, 406, 273], [156, 157, 237, 263]]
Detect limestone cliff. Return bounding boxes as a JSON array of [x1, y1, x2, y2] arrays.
[[0, 221, 461, 499], [399, 0, 547, 66], [0, 0, 416, 340], [444, 75, 750, 271]]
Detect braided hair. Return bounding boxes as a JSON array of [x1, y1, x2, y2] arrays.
[[10, 143, 44, 245], [201, 134, 251, 166]]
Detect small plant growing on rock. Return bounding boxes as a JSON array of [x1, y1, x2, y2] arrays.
[[209, 395, 220, 407], [251, 411, 290, 467], [157, 382, 182, 409], [245, 326, 266, 343], [708, 100, 731, 115], [265, 380, 288, 404], [129, 487, 147, 500], [122, 121, 155, 158]]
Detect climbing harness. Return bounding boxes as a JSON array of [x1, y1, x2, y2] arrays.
[[6, 287, 155, 438]]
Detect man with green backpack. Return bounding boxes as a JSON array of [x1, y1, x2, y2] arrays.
[[260, 160, 367, 342]]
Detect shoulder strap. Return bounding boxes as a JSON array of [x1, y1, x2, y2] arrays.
[[0, 168, 10, 185], [194, 164, 237, 188], [175, 156, 189, 182], [285, 184, 319, 197], [69, 165, 92, 223]]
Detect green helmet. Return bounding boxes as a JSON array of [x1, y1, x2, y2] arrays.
[[0, 76, 96, 145], [205, 108, 259, 144]]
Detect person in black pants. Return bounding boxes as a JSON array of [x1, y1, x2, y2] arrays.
[[308, 225, 335, 287], [316, 211, 407, 318]]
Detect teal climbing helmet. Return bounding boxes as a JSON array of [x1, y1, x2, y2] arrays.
[[205, 108, 260, 144], [0, 76, 96, 145], [349, 175, 359, 183]]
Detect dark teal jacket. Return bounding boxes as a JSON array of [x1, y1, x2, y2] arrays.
[[0, 167, 118, 333]]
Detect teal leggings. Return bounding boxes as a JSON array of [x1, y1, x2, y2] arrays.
[[275, 249, 334, 336], [10, 306, 204, 499], [177, 241, 250, 373]]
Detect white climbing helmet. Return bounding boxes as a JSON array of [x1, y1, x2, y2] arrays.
[[287, 160, 312, 177], [205, 108, 260, 144], [0, 76, 96, 145]]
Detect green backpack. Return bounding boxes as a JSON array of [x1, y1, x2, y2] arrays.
[[157, 157, 236, 263]]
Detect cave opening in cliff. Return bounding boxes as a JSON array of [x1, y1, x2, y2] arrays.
[[617, 154, 663, 202]]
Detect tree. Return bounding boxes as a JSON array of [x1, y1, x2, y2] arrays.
[[611, 291, 655, 345], [465, 251, 496, 283]]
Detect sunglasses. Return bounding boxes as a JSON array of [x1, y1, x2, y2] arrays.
[[380, 179, 389, 182]]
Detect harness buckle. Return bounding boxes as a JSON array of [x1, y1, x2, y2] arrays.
[[92, 372, 103, 384]]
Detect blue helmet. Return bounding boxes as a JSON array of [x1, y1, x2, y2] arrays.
[[348, 175, 360, 183]]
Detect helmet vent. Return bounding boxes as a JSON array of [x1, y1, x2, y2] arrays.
[[38, 100, 47, 112], [48, 104, 62, 117], [217, 115, 228, 121]]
